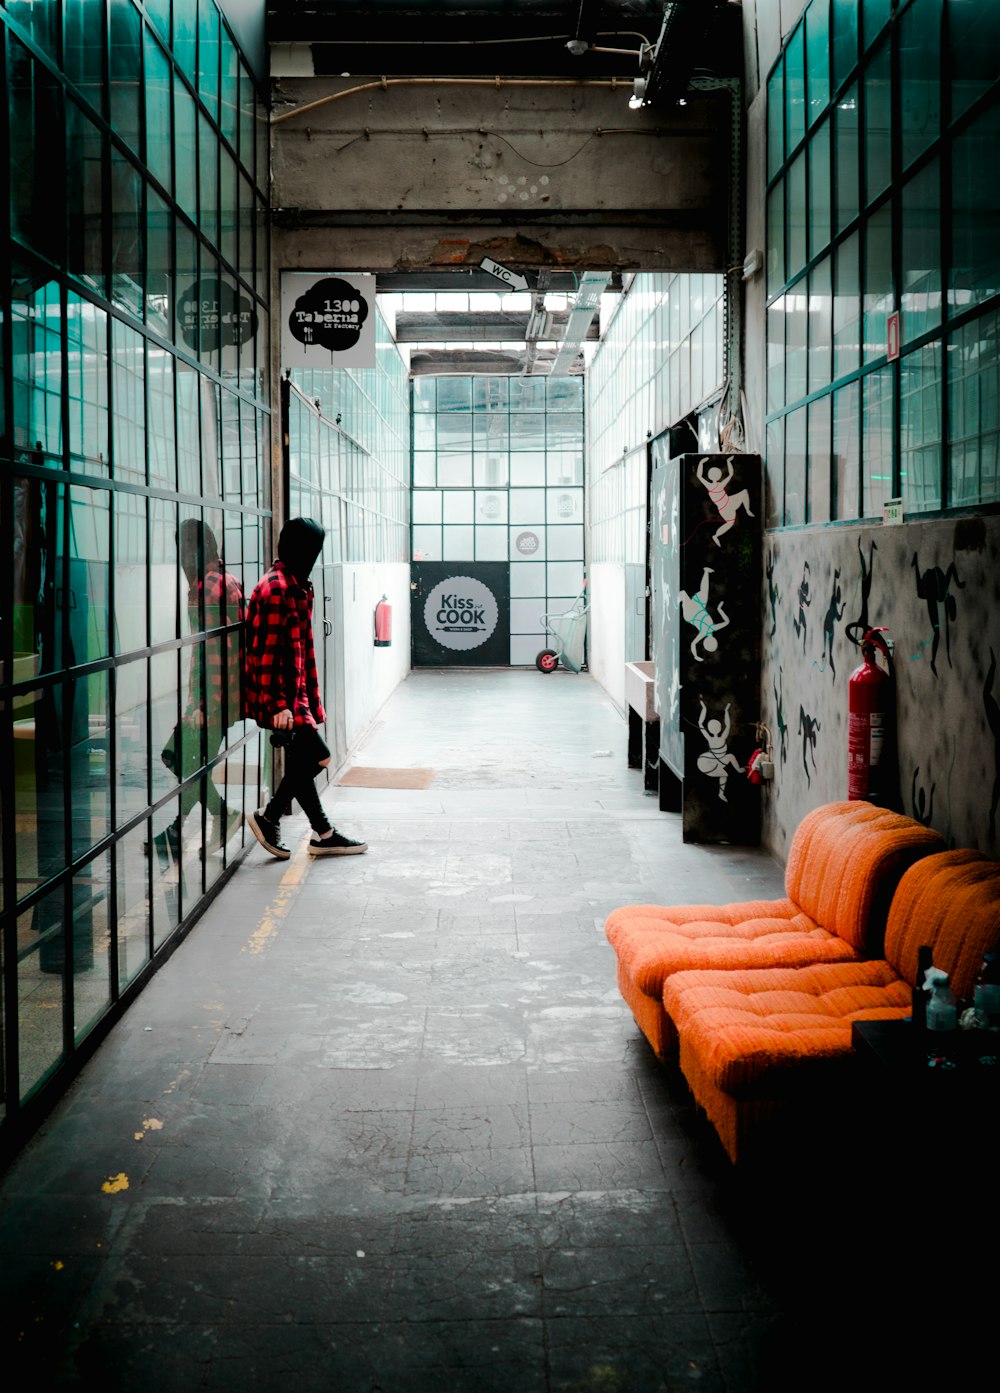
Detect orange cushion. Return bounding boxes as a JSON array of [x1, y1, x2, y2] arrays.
[[782, 801, 945, 951], [665, 960, 910, 1095], [605, 902, 856, 1003], [885, 848, 1000, 998]]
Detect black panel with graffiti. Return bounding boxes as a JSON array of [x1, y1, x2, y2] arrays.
[[651, 447, 763, 845]]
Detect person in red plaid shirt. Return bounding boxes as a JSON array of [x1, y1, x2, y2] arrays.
[[151, 521, 245, 866], [245, 517, 367, 859]]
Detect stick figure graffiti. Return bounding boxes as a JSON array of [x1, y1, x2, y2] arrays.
[[766, 553, 779, 638], [986, 648, 1000, 839], [696, 458, 755, 546], [696, 700, 744, 802], [678, 566, 730, 661], [797, 706, 821, 786], [911, 766, 936, 828], [845, 539, 877, 649], [821, 568, 846, 681], [792, 562, 811, 653], [912, 552, 965, 676], [774, 667, 788, 765]]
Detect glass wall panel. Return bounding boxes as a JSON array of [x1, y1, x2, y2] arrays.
[[833, 231, 861, 379], [73, 852, 113, 1041], [786, 23, 807, 153], [8, 34, 65, 266], [113, 319, 147, 484], [865, 42, 892, 203], [67, 100, 106, 294], [110, 151, 144, 318], [65, 0, 105, 103], [67, 294, 110, 472], [808, 395, 832, 522], [834, 83, 860, 234], [69, 484, 111, 663], [808, 256, 833, 391], [806, 0, 830, 118], [950, 103, 1000, 313], [901, 161, 941, 344], [833, 378, 861, 519], [899, 0, 941, 172], [831, 0, 858, 89], [862, 365, 894, 516], [17, 897, 66, 1102], [864, 203, 893, 363], [1, 0, 271, 1153], [949, 0, 1000, 120], [949, 307, 1000, 506], [808, 118, 831, 258], [109, 0, 142, 156], [785, 283, 808, 404], [901, 342, 944, 512], [784, 406, 807, 525], [768, 58, 785, 180]]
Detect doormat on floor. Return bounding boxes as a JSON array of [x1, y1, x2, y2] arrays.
[[336, 766, 436, 789]]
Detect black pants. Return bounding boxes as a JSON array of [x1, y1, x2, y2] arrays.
[[264, 725, 332, 834]]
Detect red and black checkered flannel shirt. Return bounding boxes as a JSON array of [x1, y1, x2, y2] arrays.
[[186, 560, 246, 731], [244, 560, 325, 729]]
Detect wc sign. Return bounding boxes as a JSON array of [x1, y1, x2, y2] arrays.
[[424, 576, 499, 651]]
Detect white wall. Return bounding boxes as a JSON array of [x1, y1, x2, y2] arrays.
[[340, 561, 411, 752], [588, 563, 626, 713]]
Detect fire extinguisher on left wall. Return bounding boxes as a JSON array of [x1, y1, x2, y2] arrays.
[[374, 595, 392, 647], [847, 627, 893, 803]]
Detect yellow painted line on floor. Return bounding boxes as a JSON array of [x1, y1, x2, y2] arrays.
[[243, 840, 311, 957]]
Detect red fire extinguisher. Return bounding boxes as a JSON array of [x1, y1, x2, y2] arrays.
[[374, 595, 392, 647], [847, 627, 892, 802]]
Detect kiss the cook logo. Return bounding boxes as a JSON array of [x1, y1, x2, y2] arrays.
[[424, 576, 499, 651]]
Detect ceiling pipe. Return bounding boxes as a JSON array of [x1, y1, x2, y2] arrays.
[[271, 75, 626, 125]]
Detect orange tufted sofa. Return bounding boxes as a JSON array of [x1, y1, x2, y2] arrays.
[[664, 848, 1000, 1164], [605, 801, 944, 1057]]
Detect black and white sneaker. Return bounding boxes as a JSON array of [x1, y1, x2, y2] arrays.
[[248, 809, 291, 860], [308, 829, 368, 857]]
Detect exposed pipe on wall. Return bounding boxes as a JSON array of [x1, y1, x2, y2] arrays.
[[271, 75, 628, 125]]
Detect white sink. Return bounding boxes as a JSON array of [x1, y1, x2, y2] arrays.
[[625, 661, 657, 722]]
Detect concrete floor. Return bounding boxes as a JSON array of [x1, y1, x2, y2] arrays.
[[0, 670, 947, 1390]]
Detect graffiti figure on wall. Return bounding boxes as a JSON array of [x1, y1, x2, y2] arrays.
[[986, 649, 1000, 839], [774, 667, 789, 765], [696, 458, 755, 547], [911, 766, 936, 828], [912, 552, 965, 676], [792, 562, 811, 653], [696, 700, 744, 802], [820, 568, 846, 681], [678, 566, 730, 661], [845, 539, 877, 649], [766, 553, 779, 638], [797, 706, 821, 787]]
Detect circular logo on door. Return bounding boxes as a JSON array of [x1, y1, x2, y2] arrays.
[[515, 530, 540, 555], [424, 576, 500, 651]]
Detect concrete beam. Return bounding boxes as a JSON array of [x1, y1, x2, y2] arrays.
[[270, 76, 730, 274]]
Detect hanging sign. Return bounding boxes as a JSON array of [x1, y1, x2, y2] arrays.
[[281, 272, 376, 369], [177, 277, 258, 355]]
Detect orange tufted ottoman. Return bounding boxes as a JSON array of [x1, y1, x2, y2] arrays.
[[605, 801, 944, 1056], [665, 848, 1000, 1163]]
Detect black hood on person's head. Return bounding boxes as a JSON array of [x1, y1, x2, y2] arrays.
[[277, 517, 325, 581]]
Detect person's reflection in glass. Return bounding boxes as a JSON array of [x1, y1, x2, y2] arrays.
[[151, 521, 245, 866]]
